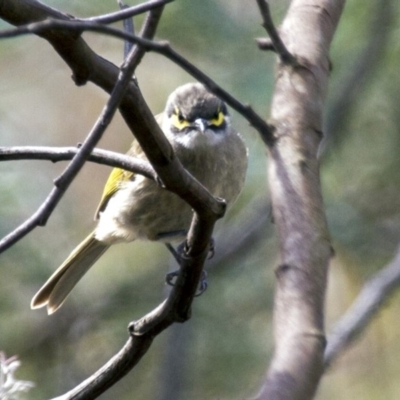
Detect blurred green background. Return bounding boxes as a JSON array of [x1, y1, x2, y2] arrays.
[[1, 0, 400, 399]]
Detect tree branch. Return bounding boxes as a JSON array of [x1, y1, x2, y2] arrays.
[[0, 17, 273, 145], [0, 7, 170, 253], [0, 42, 141, 253], [0, 146, 156, 180], [255, 0, 297, 65], [82, 0, 172, 24], [117, 0, 135, 56], [51, 335, 154, 400], [324, 244, 400, 368], [255, 37, 275, 51], [0, 2, 228, 397], [123, 0, 165, 73], [0, 0, 225, 232], [255, 1, 345, 399]]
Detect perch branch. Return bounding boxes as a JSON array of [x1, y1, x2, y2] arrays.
[[0, 0, 225, 245], [0, 2, 226, 397]]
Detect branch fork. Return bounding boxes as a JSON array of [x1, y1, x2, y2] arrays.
[[255, 0, 298, 67]]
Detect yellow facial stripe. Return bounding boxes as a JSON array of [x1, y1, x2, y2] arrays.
[[171, 112, 191, 131], [210, 111, 225, 127], [171, 107, 226, 131]]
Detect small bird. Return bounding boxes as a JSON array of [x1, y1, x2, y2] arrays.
[[31, 83, 248, 314]]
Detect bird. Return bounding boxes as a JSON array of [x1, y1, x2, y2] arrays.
[[31, 82, 248, 314]]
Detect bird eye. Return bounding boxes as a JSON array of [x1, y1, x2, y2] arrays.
[[210, 111, 225, 127], [171, 108, 190, 131]]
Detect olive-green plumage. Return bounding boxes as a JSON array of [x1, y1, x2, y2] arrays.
[[31, 83, 248, 314]]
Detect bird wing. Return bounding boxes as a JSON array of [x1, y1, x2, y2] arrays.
[[94, 167, 134, 220], [94, 112, 164, 220]]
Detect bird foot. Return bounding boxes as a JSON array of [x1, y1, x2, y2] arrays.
[[165, 269, 208, 297]]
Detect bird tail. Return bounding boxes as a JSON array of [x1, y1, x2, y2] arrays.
[[31, 233, 109, 314]]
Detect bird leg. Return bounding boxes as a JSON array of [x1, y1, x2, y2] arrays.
[[164, 239, 214, 296]]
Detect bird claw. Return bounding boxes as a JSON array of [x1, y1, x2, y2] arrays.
[[165, 270, 179, 287], [164, 238, 213, 296], [165, 269, 208, 297], [195, 270, 208, 296]]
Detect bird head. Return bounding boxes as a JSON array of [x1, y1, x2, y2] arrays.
[[163, 83, 230, 149]]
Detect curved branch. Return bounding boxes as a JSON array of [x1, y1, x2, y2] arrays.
[[51, 336, 154, 400]]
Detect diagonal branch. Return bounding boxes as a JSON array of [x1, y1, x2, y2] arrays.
[[324, 244, 400, 368]]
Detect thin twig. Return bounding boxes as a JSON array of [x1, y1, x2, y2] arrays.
[[0, 146, 156, 180], [255, 0, 297, 65], [255, 37, 275, 51], [129, 1, 165, 71], [82, 0, 173, 24], [117, 0, 135, 56], [324, 244, 400, 368], [0, 19, 274, 145]]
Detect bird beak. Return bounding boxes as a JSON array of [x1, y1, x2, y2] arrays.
[[194, 118, 208, 133]]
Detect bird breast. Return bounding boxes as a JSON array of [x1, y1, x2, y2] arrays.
[[95, 129, 247, 245]]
